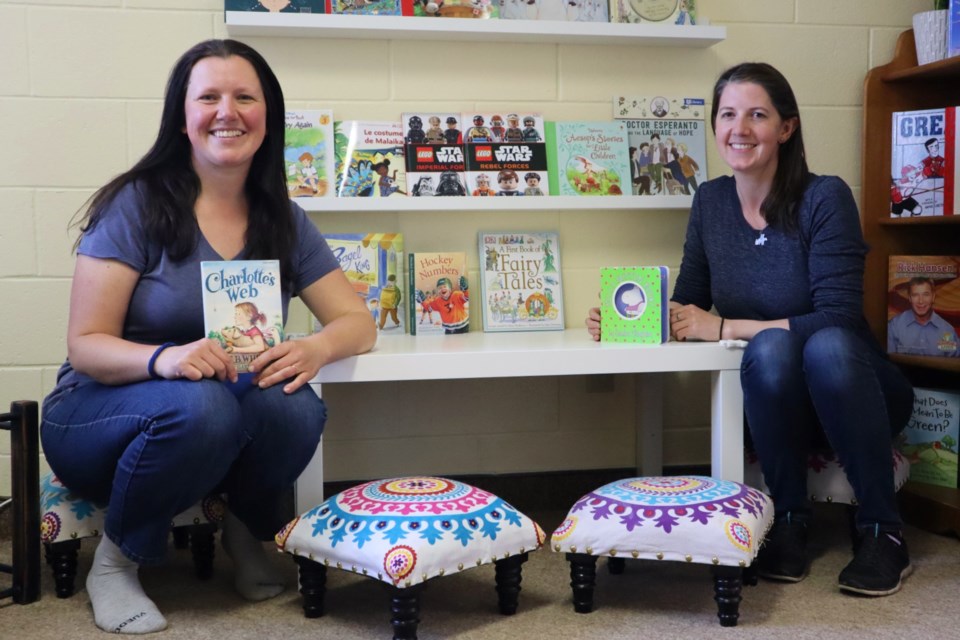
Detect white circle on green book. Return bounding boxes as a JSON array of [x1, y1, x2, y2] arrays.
[[613, 282, 647, 320], [628, 0, 679, 22]]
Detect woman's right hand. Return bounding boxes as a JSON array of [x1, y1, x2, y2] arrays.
[[154, 338, 237, 383], [586, 306, 601, 341]]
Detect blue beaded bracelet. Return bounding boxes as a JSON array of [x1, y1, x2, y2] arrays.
[[147, 342, 175, 379]]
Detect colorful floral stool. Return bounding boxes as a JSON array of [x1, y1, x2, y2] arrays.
[[551, 476, 773, 627], [277, 476, 546, 640], [39, 473, 226, 598]]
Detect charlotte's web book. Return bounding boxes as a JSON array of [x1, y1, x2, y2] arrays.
[[412, 0, 497, 18], [896, 387, 959, 489], [478, 232, 564, 332], [202, 260, 284, 374], [285, 109, 335, 199], [545, 121, 630, 197], [887, 255, 960, 358], [325, 233, 405, 336], [610, 0, 695, 24], [500, 0, 607, 21], [600, 266, 669, 344], [225, 0, 326, 13], [408, 252, 469, 335], [334, 121, 407, 198], [615, 96, 706, 197], [890, 107, 959, 217]]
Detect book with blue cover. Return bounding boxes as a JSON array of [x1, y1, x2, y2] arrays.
[[324, 233, 405, 336]]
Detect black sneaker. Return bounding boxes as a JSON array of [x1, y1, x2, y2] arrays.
[[839, 530, 912, 596], [756, 517, 808, 582]]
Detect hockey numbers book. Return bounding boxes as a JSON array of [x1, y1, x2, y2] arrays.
[[890, 107, 959, 217], [408, 252, 469, 335], [600, 266, 669, 344], [897, 387, 959, 490], [202, 260, 284, 374], [478, 231, 564, 332], [325, 233, 405, 336], [887, 255, 960, 358], [285, 109, 335, 199], [544, 121, 630, 196]]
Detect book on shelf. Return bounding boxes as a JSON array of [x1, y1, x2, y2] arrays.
[[887, 255, 960, 358], [411, 0, 497, 18], [403, 113, 468, 197], [408, 252, 469, 335], [325, 233, 405, 336], [614, 95, 706, 196], [332, 0, 412, 15], [403, 112, 463, 145], [949, 0, 960, 58], [478, 231, 564, 332], [896, 387, 959, 490], [599, 266, 669, 344], [334, 120, 408, 198], [225, 0, 326, 13], [463, 112, 543, 144], [890, 107, 959, 217], [463, 113, 548, 196], [610, 0, 696, 24], [500, 0, 608, 22], [285, 109, 335, 199], [544, 121, 630, 196]]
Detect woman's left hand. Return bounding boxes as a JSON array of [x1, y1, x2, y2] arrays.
[[248, 336, 329, 394], [670, 304, 721, 342]]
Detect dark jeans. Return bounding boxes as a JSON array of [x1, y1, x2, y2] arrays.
[[741, 328, 914, 532], [41, 377, 326, 564]]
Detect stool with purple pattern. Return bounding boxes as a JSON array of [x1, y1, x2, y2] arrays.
[[277, 476, 545, 640], [551, 476, 773, 627]]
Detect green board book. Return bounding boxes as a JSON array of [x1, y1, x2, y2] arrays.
[[599, 266, 668, 343]]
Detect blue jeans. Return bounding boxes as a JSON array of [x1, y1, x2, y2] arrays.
[[41, 377, 326, 564], [741, 328, 914, 532]]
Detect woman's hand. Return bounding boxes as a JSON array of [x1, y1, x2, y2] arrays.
[[248, 335, 328, 394], [154, 338, 237, 382], [670, 304, 722, 342], [586, 306, 601, 341]]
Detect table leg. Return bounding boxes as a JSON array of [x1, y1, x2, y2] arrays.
[[295, 383, 326, 514], [710, 369, 744, 482], [635, 373, 663, 476]]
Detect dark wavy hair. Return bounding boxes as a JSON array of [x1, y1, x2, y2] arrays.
[[73, 39, 295, 289], [710, 62, 810, 231]]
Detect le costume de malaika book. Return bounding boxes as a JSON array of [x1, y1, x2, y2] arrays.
[[545, 121, 631, 197], [478, 231, 564, 332], [408, 252, 469, 335], [615, 95, 707, 197], [463, 112, 549, 196], [284, 109, 335, 199], [599, 266, 669, 344], [499, 0, 607, 22], [609, 0, 696, 24], [334, 120, 408, 198], [887, 255, 960, 358], [403, 112, 468, 197], [890, 107, 959, 217], [897, 386, 960, 490]]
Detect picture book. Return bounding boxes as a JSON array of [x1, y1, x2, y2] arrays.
[[950, 0, 960, 58], [610, 0, 695, 24], [404, 144, 468, 197], [226, 0, 326, 13], [285, 109, 335, 199], [201, 260, 284, 374], [403, 112, 464, 146], [462, 112, 544, 144], [500, 0, 608, 22], [614, 96, 707, 197], [334, 121, 407, 198], [464, 139, 549, 196], [599, 266, 669, 344], [325, 233, 405, 336], [408, 252, 469, 335], [890, 107, 959, 217], [478, 232, 564, 332], [544, 121, 630, 196], [886, 255, 960, 358], [897, 387, 959, 489], [333, 0, 412, 15], [411, 0, 497, 18]]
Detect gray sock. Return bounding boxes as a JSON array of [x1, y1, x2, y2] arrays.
[[85, 536, 167, 634], [222, 511, 285, 601]]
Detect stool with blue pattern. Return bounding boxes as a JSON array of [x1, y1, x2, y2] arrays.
[[277, 476, 545, 640], [551, 476, 773, 627]]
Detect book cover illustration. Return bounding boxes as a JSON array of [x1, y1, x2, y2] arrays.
[[500, 0, 607, 21], [463, 114, 548, 196], [887, 255, 960, 358], [334, 121, 407, 198], [326, 233, 405, 335], [403, 112, 464, 145], [226, 0, 326, 12], [544, 121, 630, 196], [600, 266, 669, 344], [408, 252, 469, 335], [333, 0, 412, 15], [890, 107, 959, 217], [405, 144, 468, 197], [615, 96, 706, 196], [202, 260, 284, 374], [412, 0, 497, 18], [610, 0, 695, 24], [478, 232, 564, 332], [462, 112, 544, 144], [897, 387, 959, 489], [285, 109, 335, 198], [951, 0, 960, 58]]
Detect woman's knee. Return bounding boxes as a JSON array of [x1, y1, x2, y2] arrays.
[[742, 328, 803, 392], [150, 380, 245, 452], [802, 328, 867, 388]]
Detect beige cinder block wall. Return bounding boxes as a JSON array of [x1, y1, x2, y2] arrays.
[[0, 0, 927, 491]]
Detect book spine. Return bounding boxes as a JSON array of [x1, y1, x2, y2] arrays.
[[544, 121, 558, 195], [948, 105, 958, 216], [407, 252, 417, 335]]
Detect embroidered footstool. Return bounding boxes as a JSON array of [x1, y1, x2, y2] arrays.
[[551, 476, 773, 627], [40, 473, 226, 598], [276, 476, 546, 640]]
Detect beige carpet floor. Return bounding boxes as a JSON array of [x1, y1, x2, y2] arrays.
[[2, 505, 958, 639]]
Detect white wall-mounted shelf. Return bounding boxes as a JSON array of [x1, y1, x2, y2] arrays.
[[225, 12, 726, 47], [295, 194, 692, 212]]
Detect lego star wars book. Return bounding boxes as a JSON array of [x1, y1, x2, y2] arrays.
[[544, 121, 630, 197], [463, 114, 548, 196], [897, 387, 959, 489], [609, 0, 695, 24], [324, 233, 405, 336], [403, 112, 464, 146], [334, 120, 407, 198], [615, 96, 706, 197], [408, 252, 469, 335], [226, 0, 326, 13], [887, 255, 960, 358], [411, 0, 497, 18], [500, 0, 607, 22], [599, 266, 669, 344], [285, 109, 335, 199], [478, 231, 564, 332], [890, 107, 959, 217]]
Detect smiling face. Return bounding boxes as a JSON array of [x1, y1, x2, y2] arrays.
[[908, 281, 935, 320], [183, 55, 266, 178], [713, 81, 796, 183]]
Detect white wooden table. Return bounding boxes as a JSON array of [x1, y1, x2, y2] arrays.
[[300, 330, 745, 512]]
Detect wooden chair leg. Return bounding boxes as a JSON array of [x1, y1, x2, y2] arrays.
[[607, 556, 626, 574], [1, 400, 40, 604], [388, 582, 424, 640], [494, 552, 528, 615], [712, 565, 743, 627], [188, 523, 216, 580], [294, 556, 326, 618], [566, 552, 598, 614], [45, 539, 81, 599]]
